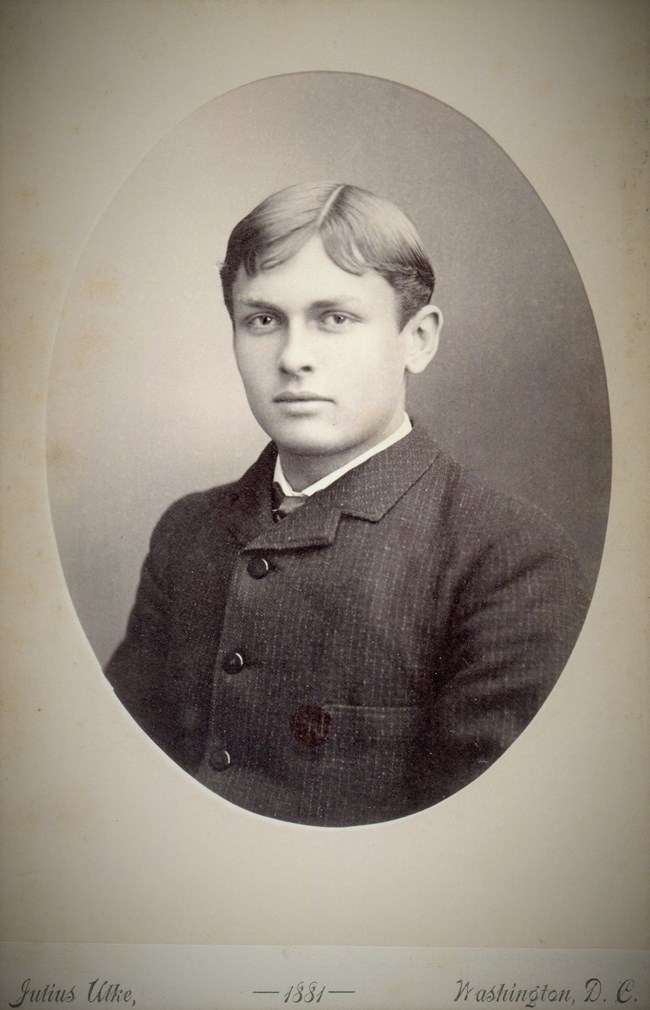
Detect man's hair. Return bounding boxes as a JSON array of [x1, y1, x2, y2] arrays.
[[220, 182, 435, 328]]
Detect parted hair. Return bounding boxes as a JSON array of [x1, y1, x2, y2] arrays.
[[220, 182, 435, 328]]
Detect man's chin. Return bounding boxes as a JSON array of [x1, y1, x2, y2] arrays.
[[273, 437, 344, 459]]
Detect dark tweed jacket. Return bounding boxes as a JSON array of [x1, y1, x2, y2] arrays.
[[105, 427, 588, 826]]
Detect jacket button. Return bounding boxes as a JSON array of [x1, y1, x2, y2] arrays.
[[247, 556, 271, 579], [209, 748, 231, 771], [222, 650, 245, 674], [290, 705, 332, 747]]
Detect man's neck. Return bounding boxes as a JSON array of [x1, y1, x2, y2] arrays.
[[280, 448, 364, 492], [277, 413, 412, 494]]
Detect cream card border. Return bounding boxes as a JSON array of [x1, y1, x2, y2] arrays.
[[1, 0, 647, 953]]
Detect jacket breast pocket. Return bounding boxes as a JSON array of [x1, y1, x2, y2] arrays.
[[311, 703, 430, 821], [324, 703, 425, 750]]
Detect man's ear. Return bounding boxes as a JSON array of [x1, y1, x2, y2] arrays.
[[404, 305, 443, 375]]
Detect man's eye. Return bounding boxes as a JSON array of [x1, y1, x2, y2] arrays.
[[248, 313, 277, 329], [322, 312, 352, 327]]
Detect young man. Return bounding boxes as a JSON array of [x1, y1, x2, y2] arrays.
[[106, 182, 588, 827]]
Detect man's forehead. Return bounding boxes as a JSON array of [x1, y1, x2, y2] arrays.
[[231, 240, 392, 309]]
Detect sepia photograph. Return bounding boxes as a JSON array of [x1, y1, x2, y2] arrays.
[[47, 74, 610, 827], [1, 2, 647, 1006]]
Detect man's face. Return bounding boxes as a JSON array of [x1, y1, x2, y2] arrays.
[[232, 236, 432, 482]]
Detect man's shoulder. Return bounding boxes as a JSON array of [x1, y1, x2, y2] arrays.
[[147, 480, 245, 559], [405, 433, 583, 567], [149, 442, 276, 548], [155, 481, 235, 529], [419, 437, 547, 522]]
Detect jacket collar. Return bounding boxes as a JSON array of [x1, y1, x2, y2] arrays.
[[224, 426, 439, 552]]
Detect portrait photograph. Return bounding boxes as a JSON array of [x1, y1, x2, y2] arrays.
[[1, 2, 647, 1007], [47, 72, 610, 827]]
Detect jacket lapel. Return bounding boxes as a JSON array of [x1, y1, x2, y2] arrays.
[[223, 442, 277, 546], [324, 426, 440, 520], [224, 426, 439, 552]]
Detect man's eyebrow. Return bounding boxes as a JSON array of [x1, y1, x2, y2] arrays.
[[235, 297, 281, 311], [309, 298, 364, 311], [234, 296, 365, 313]]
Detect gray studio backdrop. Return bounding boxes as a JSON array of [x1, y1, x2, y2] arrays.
[[47, 73, 610, 668]]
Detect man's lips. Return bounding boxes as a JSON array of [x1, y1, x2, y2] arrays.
[[273, 392, 333, 403]]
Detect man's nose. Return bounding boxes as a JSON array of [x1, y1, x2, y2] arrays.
[[277, 320, 315, 374]]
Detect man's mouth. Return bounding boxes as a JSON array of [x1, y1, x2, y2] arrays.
[[273, 392, 332, 403]]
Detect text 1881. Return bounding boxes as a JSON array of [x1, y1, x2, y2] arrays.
[[283, 982, 326, 1003]]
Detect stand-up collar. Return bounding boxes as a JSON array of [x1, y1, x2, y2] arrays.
[[224, 426, 439, 552]]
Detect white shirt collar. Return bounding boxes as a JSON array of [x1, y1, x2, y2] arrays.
[[273, 413, 413, 497]]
